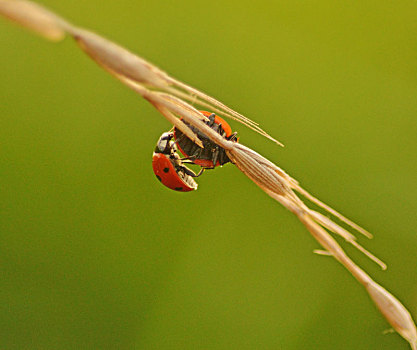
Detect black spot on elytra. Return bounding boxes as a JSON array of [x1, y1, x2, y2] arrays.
[[156, 175, 162, 182], [163, 167, 169, 173], [175, 187, 183, 191]]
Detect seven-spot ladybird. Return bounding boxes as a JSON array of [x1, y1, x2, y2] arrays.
[[173, 111, 238, 168], [152, 132, 202, 192]]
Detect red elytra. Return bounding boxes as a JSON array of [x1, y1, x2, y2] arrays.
[[174, 110, 237, 168], [152, 153, 196, 192]]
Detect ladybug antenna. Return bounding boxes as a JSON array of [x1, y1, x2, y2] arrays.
[[171, 132, 185, 149]]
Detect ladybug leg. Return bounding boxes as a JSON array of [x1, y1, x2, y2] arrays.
[[217, 123, 225, 136], [211, 146, 220, 168], [218, 148, 226, 165], [194, 168, 205, 177], [182, 166, 205, 178], [180, 156, 197, 163], [187, 147, 203, 162], [228, 132, 238, 141], [208, 113, 216, 126]]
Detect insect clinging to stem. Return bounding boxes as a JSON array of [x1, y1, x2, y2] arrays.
[[173, 110, 238, 169], [152, 131, 200, 192]]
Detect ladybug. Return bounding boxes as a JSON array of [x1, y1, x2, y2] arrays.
[[152, 132, 202, 192], [174, 111, 238, 168]]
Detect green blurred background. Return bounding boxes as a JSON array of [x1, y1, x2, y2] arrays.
[[1, 1, 417, 349]]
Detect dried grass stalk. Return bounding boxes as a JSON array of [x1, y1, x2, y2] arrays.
[[0, 0, 67, 40], [1, 1, 416, 348]]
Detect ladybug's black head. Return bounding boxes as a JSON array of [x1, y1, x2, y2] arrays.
[[154, 132, 175, 154]]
